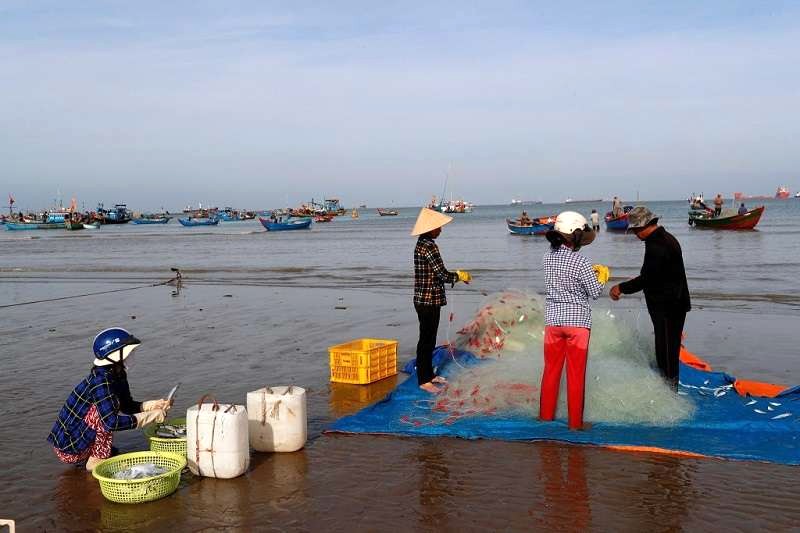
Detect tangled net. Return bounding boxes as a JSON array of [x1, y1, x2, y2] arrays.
[[407, 290, 695, 427]]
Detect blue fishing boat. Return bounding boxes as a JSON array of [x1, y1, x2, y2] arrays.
[[506, 218, 553, 235], [258, 217, 312, 231], [132, 217, 170, 225], [5, 222, 64, 231], [604, 205, 634, 231], [178, 217, 219, 227]]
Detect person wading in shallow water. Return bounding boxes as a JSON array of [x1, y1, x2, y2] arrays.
[[411, 208, 472, 394], [47, 328, 172, 471], [540, 211, 609, 430], [609, 206, 691, 391]]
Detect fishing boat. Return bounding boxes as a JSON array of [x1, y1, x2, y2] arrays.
[[776, 186, 790, 199], [314, 213, 334, 223], [132, 217, 170, 224], [507, 218, 554, 235], [688, 205, 765, 230], [218, 207, 247, 221], [97, 203, 131, 224], [258, 217, 312, 231], [178, 217, 220, 227], [5, 222, 64, 231], [604, 206, 634, 231], [64, 220, 84, 230], [376, 208, 398, 216], [83, 223, 100, 230]]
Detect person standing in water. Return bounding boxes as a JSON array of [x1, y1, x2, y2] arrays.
[[590, 209, 600, 232], [609, 207, 690, 390], [47, 328, 172, 471], [411, 208, 472, 394], [540, 212, 609, 430]]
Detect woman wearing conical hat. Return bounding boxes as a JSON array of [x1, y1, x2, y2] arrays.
[[411, 208, 472, 394]]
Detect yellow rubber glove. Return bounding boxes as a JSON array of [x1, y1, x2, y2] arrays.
[[142, 399, 171, 411], [592, 264, 610, 285], [134, 409, 166, 429], [456, 270, 472, 284]]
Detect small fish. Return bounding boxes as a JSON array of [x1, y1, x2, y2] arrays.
[[767, 406, 775, 411], [714, 389, 727, 397], [753, 409, 767, 414], [746, 399, 757, 406], [771, 413, 791, 420], [703, 380, 710, 385], [769, 402, 781, 407]]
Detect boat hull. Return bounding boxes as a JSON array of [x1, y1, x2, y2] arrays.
[[132, 218, 170, 224], [604, 215, 629, 231], [376, 209, 398, 216], [507, 219, 553, 235], [178, 218, 220, 227], [5, 222, 64, 231], [689, 206, 764, 230], [258, 217, 312, 231]]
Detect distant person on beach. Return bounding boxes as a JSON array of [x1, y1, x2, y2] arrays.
[[713, 194, 724, 217], [590, 209, 600, 232], [738, 203, 748, 215], [609, 207, 690, 391], [411, 208, 472, 394], [612, 196, 622, 217], [47, 328, 171, 471], [541, 212, 608, 430]]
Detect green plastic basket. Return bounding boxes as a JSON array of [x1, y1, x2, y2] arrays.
[[92, 451, 186, 504], [142, 417, 187, 456]]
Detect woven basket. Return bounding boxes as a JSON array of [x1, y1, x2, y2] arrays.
[[142, 417, 187, 456], [92, 451, 186, 504]]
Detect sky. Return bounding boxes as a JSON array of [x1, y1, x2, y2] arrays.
[[1, 1, 799, 210]]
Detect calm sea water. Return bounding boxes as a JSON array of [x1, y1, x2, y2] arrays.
[[2, 199, 799, 314]]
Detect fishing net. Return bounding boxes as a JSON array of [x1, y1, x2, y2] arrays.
[[436, 290, 695, 426]]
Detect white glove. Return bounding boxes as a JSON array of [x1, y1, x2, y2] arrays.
[[135, 409, 166, 428]]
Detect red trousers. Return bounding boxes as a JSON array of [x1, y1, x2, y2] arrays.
[[539, 326, 590, 430]]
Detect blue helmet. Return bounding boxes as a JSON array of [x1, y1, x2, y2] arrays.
[[92, 327, 141, 366]]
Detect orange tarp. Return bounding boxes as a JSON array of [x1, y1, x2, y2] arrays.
[[680, 346, 787, 398]]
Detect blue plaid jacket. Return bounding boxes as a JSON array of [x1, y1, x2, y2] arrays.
[[47, 366, 141, 455]]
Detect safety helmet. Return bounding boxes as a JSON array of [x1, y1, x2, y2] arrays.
[[547, 211, 596, 250], [554, 211, 589, 234], [92, 327, 141, 367]]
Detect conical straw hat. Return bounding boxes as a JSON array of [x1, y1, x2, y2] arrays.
[[411, 208, 453, 236]]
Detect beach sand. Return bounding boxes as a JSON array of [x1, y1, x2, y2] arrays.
[[1, 279, 798, 530]]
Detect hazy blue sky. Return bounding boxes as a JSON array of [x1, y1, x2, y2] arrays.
[[2, 1, 799, 210]]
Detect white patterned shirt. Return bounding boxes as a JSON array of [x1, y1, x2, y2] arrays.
[[543, 245, 602, 329]]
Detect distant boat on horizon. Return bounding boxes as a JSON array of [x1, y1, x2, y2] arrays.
[[564, 198, 603, 204], [511, 199, 542, 206]]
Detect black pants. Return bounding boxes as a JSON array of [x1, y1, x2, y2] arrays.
[[649, 310, 686, 390], [592, 224, 600, 232], [714, 207, 721, 217], [415, 304, 441, 385]]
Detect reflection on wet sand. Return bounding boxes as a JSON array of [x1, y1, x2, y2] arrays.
[[329, 375, 402, 417], [536, 444, 591, 530]]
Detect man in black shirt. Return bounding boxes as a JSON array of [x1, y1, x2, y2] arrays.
[[609, 207, 690, 390]]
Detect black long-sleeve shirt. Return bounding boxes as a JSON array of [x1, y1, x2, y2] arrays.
[[619, 227, 691, 314]]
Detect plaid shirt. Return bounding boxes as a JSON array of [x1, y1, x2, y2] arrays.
[[414, 236, 457, 306], [47, 366, 141, 455], [543, 245, 602, 329]]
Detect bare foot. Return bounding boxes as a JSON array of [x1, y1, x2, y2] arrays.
[[432, 376, 448, 384], [419, 382, 443, 394]]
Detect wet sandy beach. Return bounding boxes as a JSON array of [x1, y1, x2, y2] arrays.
[[1, 276, 799, 531]]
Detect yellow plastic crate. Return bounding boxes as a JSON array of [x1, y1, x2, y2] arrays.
[[328, 338, 398, 384]]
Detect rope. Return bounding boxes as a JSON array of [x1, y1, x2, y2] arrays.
[[0, 273, 180, 309]]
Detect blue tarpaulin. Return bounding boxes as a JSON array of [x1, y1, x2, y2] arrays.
[[329, 347, 800, 465]]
